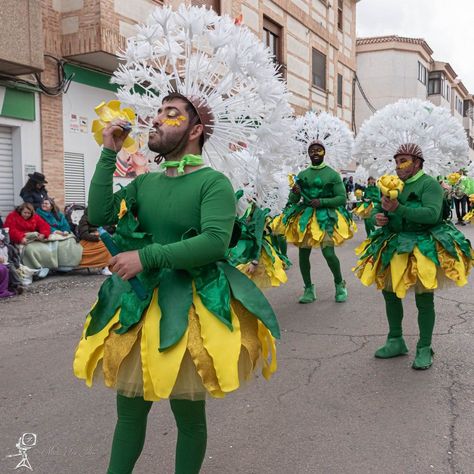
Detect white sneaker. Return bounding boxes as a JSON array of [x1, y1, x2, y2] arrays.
[[100, 267, 112, 276], [37, 268, 49, 279]]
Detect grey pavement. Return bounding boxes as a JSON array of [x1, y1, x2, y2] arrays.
[[1, 223, 474, 474]]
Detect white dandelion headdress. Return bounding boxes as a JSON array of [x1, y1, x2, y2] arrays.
[[112, 4, 292, 164], [292, 111, 354, 172], [353, 165, 371, 184], [224, 149, 292, 216], [353, 98, 469, 176]]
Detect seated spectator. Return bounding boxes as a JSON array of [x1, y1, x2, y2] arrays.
[[77, 208, 113, 275], [36, 198, 72, 235], [0, 233, 15, 298], [20, 172, 49, 210], [5, 203, 51, 246]]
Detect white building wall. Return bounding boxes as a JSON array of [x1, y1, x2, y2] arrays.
[[355, 50, 428, 130], [62, 81, 118, 201]]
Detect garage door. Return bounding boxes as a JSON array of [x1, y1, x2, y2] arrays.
[[64, 151, 86, 206], [0, 126, 14, 217]]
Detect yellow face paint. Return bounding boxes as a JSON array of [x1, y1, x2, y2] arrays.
[[396, 160, 413, 170], [163, 114, 187, 127]]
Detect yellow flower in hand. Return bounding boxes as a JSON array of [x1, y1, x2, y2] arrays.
[[447, 172, 461, 186], [355, 189, 363, 199], [288, 174, 296, 188], [377, 175, 404, 200], [91, 100, 136, 152]]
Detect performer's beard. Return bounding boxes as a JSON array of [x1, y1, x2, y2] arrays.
[[148, 126, 190, 159], [310, 156, 324, 166]]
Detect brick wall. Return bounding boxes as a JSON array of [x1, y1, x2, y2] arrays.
[[40, 0, 65, 207]]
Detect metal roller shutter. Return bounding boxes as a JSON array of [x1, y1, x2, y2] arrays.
[[0, 126, 14, 216], [64, 152, 86, 206]]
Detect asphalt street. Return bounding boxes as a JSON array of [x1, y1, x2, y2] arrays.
[[1, 223, 474, 474]]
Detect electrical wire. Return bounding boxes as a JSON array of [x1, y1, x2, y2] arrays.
[[354, 72, 377, 114]]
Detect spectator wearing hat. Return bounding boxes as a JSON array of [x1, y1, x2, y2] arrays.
[[20, 172, 49, 210]]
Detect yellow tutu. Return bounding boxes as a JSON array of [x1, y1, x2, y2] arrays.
[[237, 245, 287, 289], [283, 209, 356, 248], [73, 288, 277, 401], [354, 239, 473, 299], [353, 202, 373, 219]]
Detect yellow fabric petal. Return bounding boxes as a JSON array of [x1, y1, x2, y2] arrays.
[[73, 312, 120, 386], [193, 289, 241, 393], [141, 289, 189, 400], [413, 246, 438, 290], [257, 321, 277, 380], [390, 253, 409, 298]]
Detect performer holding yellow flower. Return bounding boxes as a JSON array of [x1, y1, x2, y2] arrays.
[[72, 6, 292, 473], [353, 99, 472, 370], [278, 111, 356, 304]]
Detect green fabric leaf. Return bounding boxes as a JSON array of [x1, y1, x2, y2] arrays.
[[191, 265, 232, 330], [157, 270, 193, 352], [299, 206, 314, 232], [115, 290, 152, 335], [86, 274, 129, 337], [220, 262, 280, 339], [396, 232, 417, 254]]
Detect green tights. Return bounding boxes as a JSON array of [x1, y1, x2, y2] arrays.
[[382, 291, 435, 347], [107, 394, 207, 474], [298, 246, 342, 288]]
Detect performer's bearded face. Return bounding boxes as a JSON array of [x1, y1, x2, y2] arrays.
[[148, 98, 199, 158], [308, 144, 325, 166], [395, 154, 421, 181]]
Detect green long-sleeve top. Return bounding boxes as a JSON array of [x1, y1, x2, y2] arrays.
[[88, 148, 236, 271], [363, 185, 380, 203], [383, 171, 444, 233], [288, 164, 346, 208]]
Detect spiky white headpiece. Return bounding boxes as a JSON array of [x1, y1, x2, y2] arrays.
[[353, 165, 370, 184], [292, 111, 354, 172], [353, 98, 469, 176], [225, 149, 292, 216], [112, 4, 292, 165]]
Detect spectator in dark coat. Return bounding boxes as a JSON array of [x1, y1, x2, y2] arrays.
[[20, 172, 49, 210]]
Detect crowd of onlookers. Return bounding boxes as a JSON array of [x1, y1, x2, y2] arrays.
[[0, 172, 114, 300]]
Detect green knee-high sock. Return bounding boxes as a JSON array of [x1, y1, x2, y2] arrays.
[[170, 399, 207, 474], [415, 292, 435, 348], [382, 290, 404, 338], [321, 246, 343, 284], [107, 394, 153, 474], [298, 247, 312, 287]]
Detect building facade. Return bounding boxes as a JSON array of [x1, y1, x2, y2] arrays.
[[355, 35, 474, 164], [0, 0, 359, 213]]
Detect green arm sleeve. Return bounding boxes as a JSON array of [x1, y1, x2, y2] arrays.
[[138, 175, 236, 270], [394, 180, 443, 224], [87, 148, 135, 226], [319, 177, 347, 208]]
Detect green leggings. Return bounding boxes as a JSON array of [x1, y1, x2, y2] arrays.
[[382, 290, 435, 347], [107, 394, 207, 474], [298, 246, 342, 288]]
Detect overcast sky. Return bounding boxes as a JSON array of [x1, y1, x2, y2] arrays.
[[356, 0, 474, 92]]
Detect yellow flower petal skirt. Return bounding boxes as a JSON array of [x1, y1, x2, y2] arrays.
[[353, 202, 373, 219], [237, 245, 288, 289], [73, 289, 277, 401], [274, 209, 356, 248], [354, 227, 473, 299]]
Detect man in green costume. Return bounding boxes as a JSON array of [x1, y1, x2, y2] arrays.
[[289, 141, 350, 304], [372, 143, 468, 369]]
